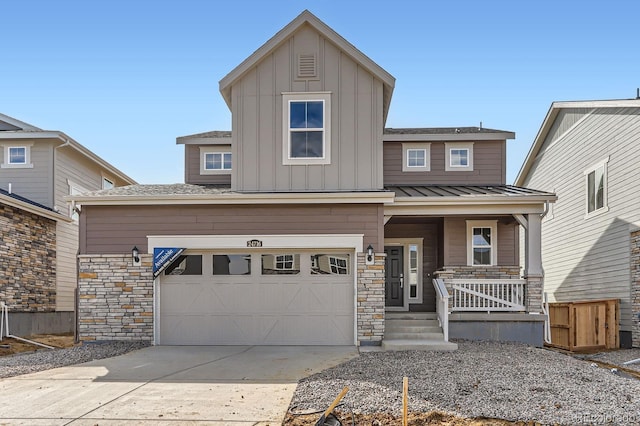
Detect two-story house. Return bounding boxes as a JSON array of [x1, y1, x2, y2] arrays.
[[516, 98, 640, 348], [71, 10, 555, 349], [0, 113, 136, 335]]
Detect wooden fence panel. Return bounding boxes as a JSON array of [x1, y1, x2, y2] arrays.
[[548, 299, 619, 352]]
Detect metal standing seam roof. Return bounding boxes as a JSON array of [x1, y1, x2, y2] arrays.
[[385, 185, 556, 198]]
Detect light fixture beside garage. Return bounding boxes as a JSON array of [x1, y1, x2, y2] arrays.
[[366, 244, 374, 265], [132, 246, 141, 266]]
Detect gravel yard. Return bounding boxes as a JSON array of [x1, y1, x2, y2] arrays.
[[288, 342, 640, 425], [0, 341, 149, 378]]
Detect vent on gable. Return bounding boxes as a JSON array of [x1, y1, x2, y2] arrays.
[[297, 54, 317, 79]]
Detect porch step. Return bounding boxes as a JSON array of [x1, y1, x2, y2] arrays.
[[382, 312, 457, 351], [381, 339, 458, 351]]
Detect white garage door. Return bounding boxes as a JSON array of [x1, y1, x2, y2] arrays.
[[159, 250, 354, 345]]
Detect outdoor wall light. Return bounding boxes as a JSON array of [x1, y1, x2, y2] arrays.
[[132, 246, 140, 264], [366, 244, 374, 263]]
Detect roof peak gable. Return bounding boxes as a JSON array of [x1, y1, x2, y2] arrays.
[[218, 10, 395, 122]]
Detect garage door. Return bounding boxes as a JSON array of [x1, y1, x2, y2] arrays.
[[159, 250, 354, 345]]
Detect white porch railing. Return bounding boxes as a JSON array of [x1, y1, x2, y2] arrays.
[[432, 278, 449, 341], [450, 279, 526, 312]]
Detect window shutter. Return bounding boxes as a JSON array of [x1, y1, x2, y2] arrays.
[[297, 54, 317, 79]]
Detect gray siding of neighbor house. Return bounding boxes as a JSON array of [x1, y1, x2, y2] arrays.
[[520, 107, 640, 333], [79, 203, 383, 255], [443, 217, 519, 267], [383, 140, 506, 185], [53, 147, 130, 312], [230, 24, 384, 192], [0, 140, 54, 207], [184, 144, 232, 185]]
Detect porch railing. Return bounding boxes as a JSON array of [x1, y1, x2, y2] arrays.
[[450, 279, 526, 312], [432, 278, 449, 341]]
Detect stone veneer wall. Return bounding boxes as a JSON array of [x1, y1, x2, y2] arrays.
[[78, 254, 153, 341], [0, 203, 56, 311], [357, 252, 385, 345], [631, 230, 640, 347]]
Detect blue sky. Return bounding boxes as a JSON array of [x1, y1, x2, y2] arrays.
[[2, 0, 639, 184]]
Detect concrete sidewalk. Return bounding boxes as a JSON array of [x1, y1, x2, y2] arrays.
[[0, 345, 357, 425]]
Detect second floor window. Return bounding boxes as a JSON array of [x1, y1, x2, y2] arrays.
[[450, 149, 469, 167], [283, 92, 331, 165], [445, 142, 474, 171], [585, 157, 609, 216], [8, 147, 26, 164], [407, 149, 427, 168], [204, 152, 232, 171]]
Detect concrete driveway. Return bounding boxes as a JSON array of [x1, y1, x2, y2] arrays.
[[0, 345, 357, 425]]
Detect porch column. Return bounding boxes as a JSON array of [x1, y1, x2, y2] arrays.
[[524, 213, 543, 313]]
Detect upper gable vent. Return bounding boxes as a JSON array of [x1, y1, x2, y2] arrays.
[[297, 54, 317, 79]]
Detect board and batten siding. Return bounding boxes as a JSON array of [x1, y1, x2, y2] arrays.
[[230, 24, 384, 192], [383, 140, 506, 185], [80, 203, 384, 255], [521, 107, 640, 332], [443, 217, 519, 266], [0, 140, 54, 208], [184, 145, 232, 185]]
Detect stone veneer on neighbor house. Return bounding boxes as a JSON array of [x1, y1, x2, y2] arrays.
[[78, 254, 154, 341], [631, 230, 640, 347], [0, 203, 56, 311], [357, 253, 385, 345]]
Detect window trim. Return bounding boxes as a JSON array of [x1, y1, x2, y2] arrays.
[[68, 179, 89, 221], [445, 142, 474, 171], [466, 220, 497, 266], [584, 157, 609, 218], [282, 92, 331, 165], [1, 143, 34, 168], [102, 175, 115, 190], [402, 143, 431, 172], [200, 146, 232, 175]]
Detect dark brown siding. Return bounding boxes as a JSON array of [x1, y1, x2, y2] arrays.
[[383, 140, 506, 185], [385, 220, 442, 311], [184, 145, 232, 185], [80, 203, 382, 254], [443, 217, 519, 266]]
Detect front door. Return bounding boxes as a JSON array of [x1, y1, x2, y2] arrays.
[[385, 246, 404, 307]]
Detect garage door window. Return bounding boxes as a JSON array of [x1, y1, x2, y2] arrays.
[[164, 255, 202, 275], [261, 254, 300, 275], [311, 254, 351, 275], [212, 254, 251, 275]]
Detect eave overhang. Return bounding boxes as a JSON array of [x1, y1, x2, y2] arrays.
[[385, 195, 555, 216], [383, 132, 515, 142], [0, 193, 72, 222]]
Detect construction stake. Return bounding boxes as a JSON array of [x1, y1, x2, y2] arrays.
[[402, 376, 408, 426]]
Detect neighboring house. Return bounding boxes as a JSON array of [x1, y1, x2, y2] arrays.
[[71, 10, 555, 348], [516, 98, 640, 348], [0, 113, 136, 335]]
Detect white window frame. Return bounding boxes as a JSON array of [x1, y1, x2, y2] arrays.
[[466, 220, 497, 266], [102, 175, 115, 190], [275, 254, 295, 270], [584, 157, 609, 218], [445, 142, 474, 171], [1, 143, 33, 168], [68, 179, 89, 221], [402, 143, 431, 172], [200, 146, 232, 175], [282, 92, 331, 165]]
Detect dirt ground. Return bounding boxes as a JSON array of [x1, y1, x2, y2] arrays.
[[0, 334, 76, 356], [283, 411, 540, 425]]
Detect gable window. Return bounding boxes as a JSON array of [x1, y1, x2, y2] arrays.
[[585, 157, 609, 217], [402, 143, 431, 172], [445, 142, 474, 171], [68, 180, 89, 221], [282, 92, 331, 165], [204, 152, 232, 171], [466, 220, 497, 266], [102, 176, 114, 190], [1, 143, 33, 168]]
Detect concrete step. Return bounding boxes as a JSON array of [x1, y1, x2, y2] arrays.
[[385, 312, 437, 320], [381, 339, 459, 351], [384, 324, 442, 333], [385, 319, 440, 328], [384, 331, 445, 340]]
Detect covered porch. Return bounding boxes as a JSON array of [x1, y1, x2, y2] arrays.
[[382, 185, 556, 349]]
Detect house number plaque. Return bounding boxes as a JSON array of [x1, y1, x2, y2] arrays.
[[247, 239, 263, 247]]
